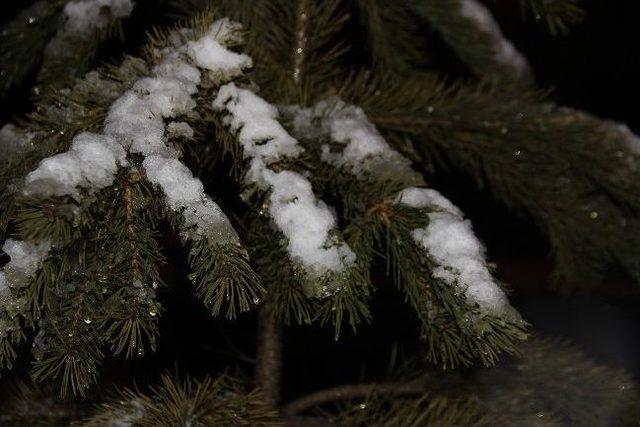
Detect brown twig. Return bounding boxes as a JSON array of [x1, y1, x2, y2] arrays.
[[255, 303, 283, 407], [367, 197, 394, 226], [282, 382, 426, 416]]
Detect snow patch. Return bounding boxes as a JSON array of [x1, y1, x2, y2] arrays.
[[459, 0, 531, 79], [0, 239, 51, 315], [23, 19, 250, 244], [24, 132, 126, 199], [286, 99, 423, 183], [397, 187, 514, 315], [143, 155, 238, 243], [213, 84, 355, 276], [63, 0, 135, 35]]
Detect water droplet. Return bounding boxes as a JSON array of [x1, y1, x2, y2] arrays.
[[27, 17, 36, 24], [590, 211, 598, 219], [252, 297, 260, 304], [358, 403, 367, 410], [500, 127, 508, 135], [513, 150, 521, 157], [149, 305, 158, 317], [427, 106, 434, 113], [83, 317, 92, 324]]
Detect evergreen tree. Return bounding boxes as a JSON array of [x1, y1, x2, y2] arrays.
[[0, 0, 638, 425]]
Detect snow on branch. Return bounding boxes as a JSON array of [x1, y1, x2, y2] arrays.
[[212, 84, 357, 282], [458, 0, 532, 80], [43, 0, 136, 68], [0, 124, 33, 163], [0, 239, 51, 337], [23, 133, 127, 199], [285, 98, 423, 185], [63, 0, 135, 35], [23, 18, 253, 244], [396, 187, 516, 316], [293, 98, 517, 317]]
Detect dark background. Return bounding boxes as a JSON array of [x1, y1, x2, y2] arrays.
[[1, 0, 639, 405]]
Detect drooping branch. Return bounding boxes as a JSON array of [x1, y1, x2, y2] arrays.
[[282, 382, 427, 416]]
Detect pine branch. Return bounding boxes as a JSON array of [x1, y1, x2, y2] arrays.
[[77, 374, 282, 426], [410, 0, 534, 84], [283, 98, 526, 366], [31, 244, 107, 397], [282, 381, 427, 416], [340, 72, 640, 285], [355, 0, 426, 72], [518, 0, 585, 35], [0, 1, 67, 100]]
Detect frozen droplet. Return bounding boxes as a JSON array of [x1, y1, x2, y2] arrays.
[[590, 211, 598, 219], [252, 296, 260, 304], [358, 403, 367, 410], [83, 317, 92, 324], [149, 305, 158, 317], [513, 150, 521, 157], [500, 127, 508, 135]]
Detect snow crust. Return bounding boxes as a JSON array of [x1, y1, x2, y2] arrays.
[[213, 84, 355, 275], [397, 187, 513, 314], [459, 0, 531, 79]]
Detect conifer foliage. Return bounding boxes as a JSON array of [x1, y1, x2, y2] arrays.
[[0, 0, 639, 425]]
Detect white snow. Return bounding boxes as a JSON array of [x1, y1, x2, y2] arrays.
[[143, 155, 238, 243], [287, 99, 422, 183], [186, 27, 252, 80], [213, 83, 304, 187], [213, 84, 355, 275], [63, 0, 135, 35], [0, 239, 51, 308], [23, 132, 127, 199], [459, 0, 531, 79], [167, 121, 194, 139], [43, 0, 135, 61], [266, 169, 356, 275], [22, 18, 251, 245], [0, 124, 33, 161], [397, 187, 514, 315]]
